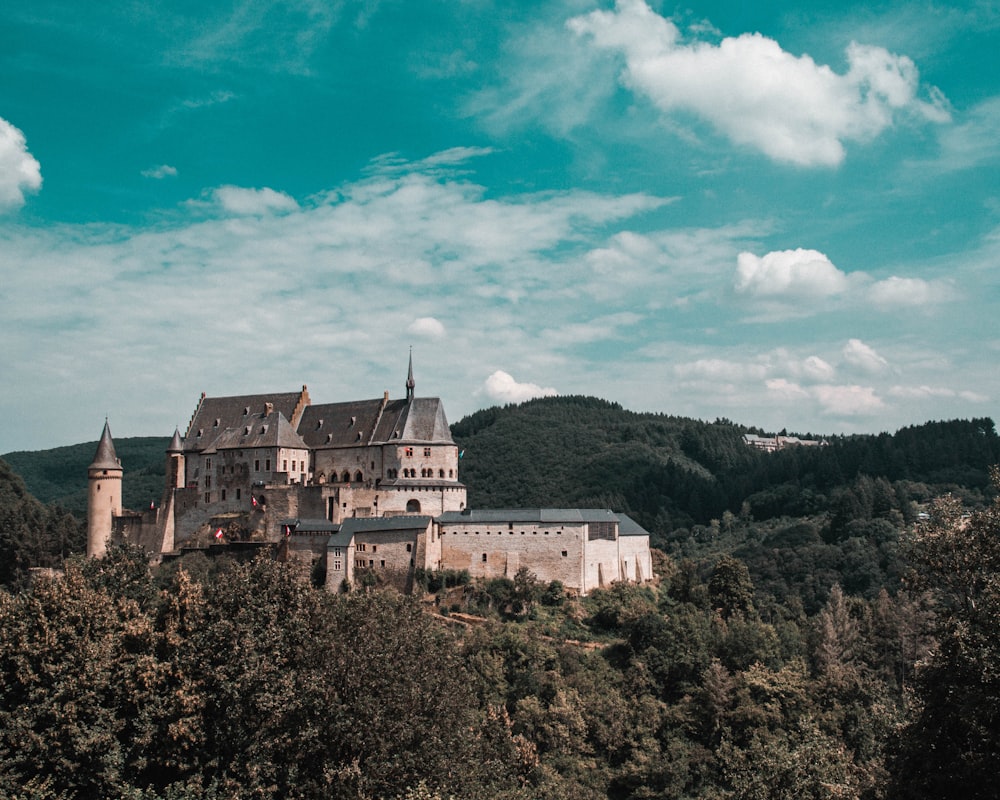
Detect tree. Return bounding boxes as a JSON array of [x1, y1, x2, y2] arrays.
[[890, 480, 1000, 799]]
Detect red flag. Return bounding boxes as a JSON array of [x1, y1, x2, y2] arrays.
[[252, 495, 258, 508], [215, 528, 224, 540], [150, 500, 155, 510]]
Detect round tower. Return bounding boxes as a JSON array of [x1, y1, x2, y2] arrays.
[[87, 420, 123, 558], [166, 427, 185, 491]]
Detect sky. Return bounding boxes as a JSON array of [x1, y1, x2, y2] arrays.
[[1, 0, 999, 453]]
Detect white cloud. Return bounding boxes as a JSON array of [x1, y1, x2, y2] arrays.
[[735, 249, 849, 298], [842, 339, 889, 374], [567, 0, 948, 166], [812, 384, 885, 416], [868, 275, 955, 308], [0, 117, 42, 210], [766, 378, 884, 416], [888, 385, 988, 403], [802, 356, 836, 381], [211, 185, 299, 215], [408, 317, 446, 339], [142, 164, 178, 179], [481, 370, 558, 404]]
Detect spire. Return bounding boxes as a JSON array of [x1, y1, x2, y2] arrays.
[[406, 347, 415, 402], [167, 428, 183, 453], [89, 420, 122, 471]]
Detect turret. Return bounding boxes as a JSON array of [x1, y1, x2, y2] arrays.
[[87, 420, 122, 558], [166, 428, 185, 491]]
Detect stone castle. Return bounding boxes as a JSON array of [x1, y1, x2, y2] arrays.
[[88, 358, 652, 595]]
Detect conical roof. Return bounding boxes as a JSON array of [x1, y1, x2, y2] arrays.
[[167, 428, 184, 453], [89, 420, 122, 471]]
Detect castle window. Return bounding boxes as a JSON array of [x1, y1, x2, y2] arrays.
[[380, 560, 385, 568], [404, 447, 413, 457], [406, 499, 421, 513], [245, 426, 251, 435], [206, 458, 212, 469], [482, 553, 487, 562], [406, 543, 412, 552], [204, 492, 210, 504], [424, 447, 431, 457], [333, 561, 341, 571], [562, 550, 568, 557], [372, 545, 377, 553], [449, 469, 453, 478], [205, 476, 211, 489], [439, 469, 444, 478], [244, 406, 250, 415], [266, 459, 271, 471], [254, 460, 260, 472], [236, 488, 242, 499], [214, 418, 220, 427], [221, 489, 227, 501], [355, 470, 363, 482], [197, 429, 203, 438], [291, 460, 296, 471]]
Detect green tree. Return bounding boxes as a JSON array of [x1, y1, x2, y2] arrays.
[[890, 484, 1000, 799]]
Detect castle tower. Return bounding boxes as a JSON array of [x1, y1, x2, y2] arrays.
[[87, 420, 122, 558], [156, 428, 185, 554], [406, 348, 415, 403]]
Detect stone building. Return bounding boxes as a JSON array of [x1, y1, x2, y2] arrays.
[[88, 358, 652, 595]]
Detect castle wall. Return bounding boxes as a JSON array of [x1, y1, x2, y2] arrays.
[[439, 520, 587, 591]]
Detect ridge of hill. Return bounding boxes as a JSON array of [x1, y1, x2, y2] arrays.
[[4, 396, 999, 544], [2, 437, 170, 518]]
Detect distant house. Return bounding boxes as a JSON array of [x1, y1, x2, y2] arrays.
[[743, 433, 826, 452]]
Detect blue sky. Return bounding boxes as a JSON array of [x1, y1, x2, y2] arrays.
[[1, 0, 998, 452]]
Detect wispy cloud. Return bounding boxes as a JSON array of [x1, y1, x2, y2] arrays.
[[142, 164, 178, 179]]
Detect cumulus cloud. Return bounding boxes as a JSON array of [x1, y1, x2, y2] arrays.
[[482, 370, 558, 404], [735, 249, 850, 298], [212, 185, 299, 215], [842, 339, 889, 374], [0, 117, 42, 210], [142, 164, 178, 179], [568, 0, 948, 166], [767, 378, 884, 416], [408, 317, 446, 339]]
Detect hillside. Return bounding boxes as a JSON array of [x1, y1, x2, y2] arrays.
[[454, 397, 1000, 537], [2, 436, 170, 518]]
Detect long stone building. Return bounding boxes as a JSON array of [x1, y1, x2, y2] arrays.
[[88, 359, 652, 595]]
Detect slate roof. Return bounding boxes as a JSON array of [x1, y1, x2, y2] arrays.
[[337, 515, 433, 537], [185, 389, 308, 452], [280, 518, 340, 534], [205, 411, 309, 452], [437, 509, 622, 525], [89, 421, 122, 471], [298, 397, 453, 448]]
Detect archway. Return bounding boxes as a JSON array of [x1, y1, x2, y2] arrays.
[[406, 499, 421, 513]]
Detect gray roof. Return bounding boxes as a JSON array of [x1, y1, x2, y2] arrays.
[[437, 508, 621, 524], [616, 514, 650, 537], [167, 428, 184, 453], [185, 389, 308, 451], [338, 515, 433, 537], [281, 518, 340, 534], [89, 421, 121, 471], [298, 396, 453, 448], [206, 411, 309, 452]]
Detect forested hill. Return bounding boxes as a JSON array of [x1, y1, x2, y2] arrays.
[[2, 437, 170, 518], [452, 396, 1000, 538]]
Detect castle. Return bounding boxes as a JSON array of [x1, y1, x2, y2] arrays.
[[87, 358, 652, 595]]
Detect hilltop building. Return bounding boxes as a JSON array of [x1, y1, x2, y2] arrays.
[[88, 359, 652, 595]]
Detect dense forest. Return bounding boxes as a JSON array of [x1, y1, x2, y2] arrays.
[[2, 397, 999, 798]]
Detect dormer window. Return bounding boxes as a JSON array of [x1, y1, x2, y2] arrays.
[[243, 407, 250, 416], [317, 419, 324, 429], [197, 429, 203, 438], [244, 426, 251, 435], [350, 416, 356, 426], [214, 418, 220, 427], [260, 425, 268, 434]]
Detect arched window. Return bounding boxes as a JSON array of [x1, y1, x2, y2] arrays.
[[342, 471, 351, 483], [406, 499, 421, 513], [354, 470, 364, 482], [439, 469, 445, 478]]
